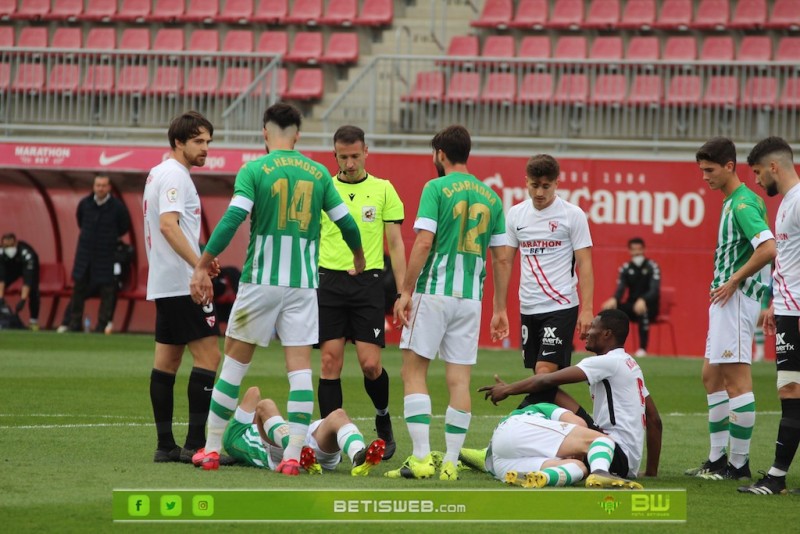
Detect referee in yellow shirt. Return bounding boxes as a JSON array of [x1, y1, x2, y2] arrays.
[[318, 125, 406, 460]]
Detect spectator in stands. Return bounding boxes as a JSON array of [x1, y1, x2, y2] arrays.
[[66, 174, 131, 333], [0, 233, 40, 330], [601, 237, 661, 357]]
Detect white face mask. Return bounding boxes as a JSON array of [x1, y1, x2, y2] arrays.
[[3, 246, 17, 259], [631, 254, 645, 267]]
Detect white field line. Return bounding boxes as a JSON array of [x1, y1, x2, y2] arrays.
[[0, 411, 781, 430]]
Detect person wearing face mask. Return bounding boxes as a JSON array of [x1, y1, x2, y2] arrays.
[[601, 237, 661, 358], [0, 233, 40, 330]]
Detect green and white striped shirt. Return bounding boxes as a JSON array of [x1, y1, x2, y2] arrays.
[[712, 184, 773, 300]]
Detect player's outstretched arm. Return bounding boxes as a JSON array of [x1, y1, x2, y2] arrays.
[[393, 229, 433, 327], [643, 395, 663, 477], [478, 367, 588, 405]]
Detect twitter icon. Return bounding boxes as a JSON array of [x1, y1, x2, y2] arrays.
[[160, 495, 182, 517]]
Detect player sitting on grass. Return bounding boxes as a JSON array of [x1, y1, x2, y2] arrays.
[[474, 309, 662, 483], [460, 402, 642, 489], [215, 386, 385, 476]]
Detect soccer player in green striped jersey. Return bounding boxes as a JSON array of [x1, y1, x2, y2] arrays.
[[686, 137, 776, 481], [189, 103, 366, 474], [388, 125, 512, 481]]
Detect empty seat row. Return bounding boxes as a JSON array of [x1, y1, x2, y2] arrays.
[[0, 62, 324, 100], [473, 0, 800, 31], [403, 69, 800, 108], [445, 34, 800, 63], [2, 26, 359, 65], [0, 0, 392, 27]]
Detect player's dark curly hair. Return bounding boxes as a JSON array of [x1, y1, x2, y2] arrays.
[[431, 125, 471, 164], [696, 137, 736, 169], [262, 102, 303, 130], [526, 154, 560, 181], [333, 125, 366, 146], [597, 309, 630, 346], [167, 111, 213, 149], [747, 136, 794, 167]]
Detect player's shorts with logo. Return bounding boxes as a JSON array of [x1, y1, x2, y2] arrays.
[[399, 293, 481, 365], [318, 267, 386, 347], [155, 295, 219, 345], [521, 307, 578, 369], [704, 289, 760, 365], [775, 315, 800, 375], [226, 282, 318, 347]]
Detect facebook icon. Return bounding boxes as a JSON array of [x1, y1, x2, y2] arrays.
[[128, 495, 150, 516]]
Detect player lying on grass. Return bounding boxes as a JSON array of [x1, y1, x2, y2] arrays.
[[459, 402, 642, 489], [210, 385, 385, 476], [476, 309, 662, 481]]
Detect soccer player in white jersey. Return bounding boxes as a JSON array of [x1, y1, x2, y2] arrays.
[[685, 138, 776, 481], [740, 137, 800, 495], [143, 111, 222, 463], [502, 154, 596, 426], [390, 125, 511, 481], [189, 103, 366, 474], [478, 309, 662, 482]]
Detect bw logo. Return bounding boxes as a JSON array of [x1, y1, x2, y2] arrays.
[[631, 494, 670, 513]]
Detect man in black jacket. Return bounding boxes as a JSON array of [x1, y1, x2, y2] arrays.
[[67, 174, 131, 333], [0, 233, 40, 330], [601, 237, 661, 357]]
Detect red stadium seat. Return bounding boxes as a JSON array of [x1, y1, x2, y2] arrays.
[[691, 0, 728, 30], [0, 26, 12, 47], [0, 63, 11, 90], [654, 0, 691, 30], [584, 0, 619, 30], [554, 36, 587, 61], [284, 68, 323, 100], [46, 0, 83, 21], [319, 33, 359, 64], [183, 0, 219, 23], [47, 64, 80, 93], [219, 67, 252, 96], [778, 78, 800, 108], [741, 77, 778, 108], [401, 71, 444, 102], [150, 0, 185, 22], [12, 0, 49, 20], [590, 73, 627, 105], [114, 0, 149, 22], [730, 0, 766, 29], [223, 30, 254, 53], [153, 29, 185, 52], [663, 36, 697, 62], [509, 0, 548, 29], [553, 73, 588, 104], [83, 0, 117, 20], [82, 65, 114, 93], [628, 74, 662, 105], [52, 27, 82, 50], [776, 37, 800, 62], [480, 72, 516, 104], [482, 35, 515, 64], [767, 0, 800, 30], [618, 0, 655, 30], [355, 0, 393, 26], [547, 0, 583, 29], [86, 28, 116, 51], [257, 31, 289, 56], [518, 36, 551, 61], [219, 0, 252, 23], [285, 32, 323, 64], [665, 75, 702, 105], [702, 76, 738, 107], [285, 0, 322, 25], [626, 36, 659, 61], [12, 63, 45, 93], [738, 36, 772, 62], [152, 66, 183, 95], [17, 27, 47, 48], [320, 0, 357, 26], [0, 0, 14, 20], [471, 0, 512, 29], [700, 36, 734, 62], [517, 72, 554, 104], [120, 28, 150, 51], [188, 29, 220, 53], [253, 68, 287, 96], [185, 66, 219, 95], [443, 72, 481, 104], [253, 0, 287, 23], [589, 36, 622, 61], [441, 35, 479, 66], [117, 66, 149, 94]]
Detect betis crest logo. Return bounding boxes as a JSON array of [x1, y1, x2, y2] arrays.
[[599, 495, 621, 515]]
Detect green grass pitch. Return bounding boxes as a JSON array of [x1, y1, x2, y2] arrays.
[[0, 330, 797, 533]]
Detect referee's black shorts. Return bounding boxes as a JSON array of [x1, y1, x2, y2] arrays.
[[318, 267, 385, 347], [155, 295, 219, 345]]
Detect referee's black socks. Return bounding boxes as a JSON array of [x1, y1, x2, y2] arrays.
[[318, 378, 343, 419]]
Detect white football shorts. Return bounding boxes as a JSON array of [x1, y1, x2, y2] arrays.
[[226, 283, 318, 347], [704, 289, 761, 365], [488, 413, 576, 480]]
